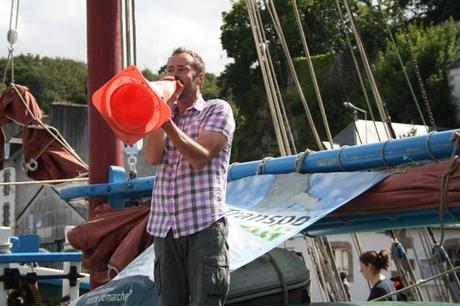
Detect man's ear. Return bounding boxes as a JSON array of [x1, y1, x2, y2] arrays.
[[196, 72, 205, 86]]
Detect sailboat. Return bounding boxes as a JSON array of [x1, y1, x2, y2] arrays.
[[1, 0, 459, 305]]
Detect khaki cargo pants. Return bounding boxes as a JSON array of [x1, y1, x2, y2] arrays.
[[153, 218, 230, 306]]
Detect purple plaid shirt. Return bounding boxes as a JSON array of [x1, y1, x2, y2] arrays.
[[147, 96, 235, 238]]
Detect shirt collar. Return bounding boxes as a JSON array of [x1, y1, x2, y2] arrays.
[[172, 95, 205, 117], [190, 95, 205, 112]]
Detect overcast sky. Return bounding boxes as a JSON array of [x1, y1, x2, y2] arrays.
[[0, 0, 234, 75]]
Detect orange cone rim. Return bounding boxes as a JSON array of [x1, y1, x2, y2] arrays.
[[92, 65, 173, 144]]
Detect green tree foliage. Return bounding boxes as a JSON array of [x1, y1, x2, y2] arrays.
[[220, 0, 390, 161], [1, 54, 87, 112], [201, 73, 220, 100], [373, 19, 460, 128], [141, 67, 159, 81], [398, 0, 460, 24], [220, 1, 276, 160], [288, 53, 353, 148], [220, 0, 460, 161]]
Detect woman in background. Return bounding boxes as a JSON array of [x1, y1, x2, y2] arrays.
[[359, 249, 397, 301]]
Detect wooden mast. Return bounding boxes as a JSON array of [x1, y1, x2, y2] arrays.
[[86, 3, 123, 213]]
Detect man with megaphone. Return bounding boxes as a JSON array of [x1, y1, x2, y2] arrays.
[[143, 48, 235, 306]]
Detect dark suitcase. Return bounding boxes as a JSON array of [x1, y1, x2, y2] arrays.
[[226, 247, 310, 306]]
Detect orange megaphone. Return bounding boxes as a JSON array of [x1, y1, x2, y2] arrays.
[[92, 65, 179, 145]]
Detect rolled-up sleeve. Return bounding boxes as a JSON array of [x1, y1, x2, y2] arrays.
[[201, 100, 235, 141]]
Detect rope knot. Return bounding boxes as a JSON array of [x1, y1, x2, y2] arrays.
[[295, 148, 313, 173], [256, 157, 273, 175]]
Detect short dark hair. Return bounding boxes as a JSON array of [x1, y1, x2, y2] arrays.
[[171, 47, 205, 74]]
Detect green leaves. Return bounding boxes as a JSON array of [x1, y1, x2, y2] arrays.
[[219, 0, 460, 162], [1, 54, 87, 113], [373, 19, 460, 127]]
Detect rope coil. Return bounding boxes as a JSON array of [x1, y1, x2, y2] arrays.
[[295, 148, 312, 173], [424, 131, 437, 161], [256, 157, 273, 175]]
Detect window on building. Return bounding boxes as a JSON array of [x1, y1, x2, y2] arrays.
[[444, 238, 460, 282], [5, 138, 22, 159], [2, 203, 10, 226], [3, 169, 11, 196], [331, 241, 354, 281]]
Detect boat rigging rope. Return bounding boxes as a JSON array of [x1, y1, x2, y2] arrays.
[[393, 0, 437, 131], [439, 132, 460, 245], [342, 0, 396, 140], [121, 0, 137, 68], [264, 0, 325, 150], [262, 21, 298, 154], [421, 228, 452, 301], [376, 0, 429, 133], [407, 230, 435, 300], [10, 84, 88, 168], [254, 3, 296, 155], [246, 0, 291, 156], [0, 177, 88, 186], [247, 2, 288, 155], [1, 0, 20, 93], [431, 243, 460, 301], [121, 0, 141, 178], [390, 233, 424, 300], [291, 0, 334, 149], [314, 236, 350, 301], [302, 236, 329, 301], [255, 2, 358, 300], [333, 0, 382, 142], [372, 264, 460, 302], [351, 233, 371, 290]]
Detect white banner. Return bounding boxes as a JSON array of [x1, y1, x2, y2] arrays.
[[73, 171, 388, 305]]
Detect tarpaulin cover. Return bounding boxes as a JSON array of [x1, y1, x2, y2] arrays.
[[69, 170, 387, 305], [68, 160, 460, 305], [0, 84, 88, 180], [67, 203, 153, 288], [331, 160, 460, 217]]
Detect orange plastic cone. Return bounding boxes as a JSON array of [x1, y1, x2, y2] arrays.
[[92, 65, 178, 145]]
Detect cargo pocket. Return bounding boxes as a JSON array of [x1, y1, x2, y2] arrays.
[[203, 254, 230, 296], [153, 257, 161, 295]]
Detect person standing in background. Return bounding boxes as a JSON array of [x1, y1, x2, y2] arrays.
[[339, 271, 352, 300], [359, 249, 397, 301]]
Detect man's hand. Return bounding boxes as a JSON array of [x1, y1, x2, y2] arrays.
[[160, 76, 184, 111]]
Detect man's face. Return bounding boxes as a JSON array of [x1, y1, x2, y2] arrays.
[[166, 52, 204, 98]]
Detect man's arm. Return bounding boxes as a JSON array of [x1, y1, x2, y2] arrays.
[[162, 119, 227, 170], [143, 129, 167, 165]]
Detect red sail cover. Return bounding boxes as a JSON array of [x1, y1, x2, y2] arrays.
[[67, 203, 153, 289], [332, 160, 460, 216], [0, 84, 88, 180], [0, 128, 4, 169]]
